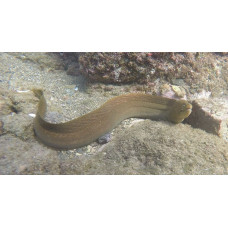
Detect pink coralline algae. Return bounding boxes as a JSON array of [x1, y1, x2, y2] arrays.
[[79, 52, 228, 96]]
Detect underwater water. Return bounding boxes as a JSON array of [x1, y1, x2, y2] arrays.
[[0, 52, 228, 174]]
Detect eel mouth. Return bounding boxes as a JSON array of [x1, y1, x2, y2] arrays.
[[185, 105, 192, 116], [186, 109, 192, 115], [186, 103, 192, 112], [187, 103, 192, 109], [181, 103, 192, 118]]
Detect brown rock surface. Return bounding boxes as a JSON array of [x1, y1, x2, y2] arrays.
[[0, 135, 60, 175], [0, 90, 39, 140], [1, 118, 228, 175], [186, 98, 228, 141], [59, 120, 228, 175]]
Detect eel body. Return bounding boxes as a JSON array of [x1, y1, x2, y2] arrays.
[[33, 90, 192, 150]]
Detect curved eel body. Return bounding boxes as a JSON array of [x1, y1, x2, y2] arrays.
[[33, 90, 192, 150]]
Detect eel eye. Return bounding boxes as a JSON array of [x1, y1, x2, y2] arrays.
[[181, 104, 186, 111]]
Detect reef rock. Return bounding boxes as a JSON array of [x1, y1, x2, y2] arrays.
[[79, 52, 228, 96], [60, 120, 228, 175]]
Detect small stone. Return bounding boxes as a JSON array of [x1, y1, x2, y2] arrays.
[[172, 79, 186, 86], [75, 153, 82, 156], [86, 145, 96, 154], [18, 165, 27, 173], [171, 85, 186, 98], [97, 133, 111, 144], [16, 90, 30, 93], [28, 113, 36, 118]]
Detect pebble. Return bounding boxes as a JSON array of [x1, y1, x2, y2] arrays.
[[28, 113, 36, 118], [16, 90, 30, 93], [171, 85, 186, 98], [97, 133, 111, 144]]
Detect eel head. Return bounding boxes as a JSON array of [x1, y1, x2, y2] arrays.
[[168, 100, 192, 123]]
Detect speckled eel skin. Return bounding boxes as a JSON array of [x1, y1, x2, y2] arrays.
[[33, 89, 192, 150]]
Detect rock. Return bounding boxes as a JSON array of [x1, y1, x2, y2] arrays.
[[97, 133, 111, 144], [2, 113, 34, 140], [186, 98, 228, 141], [66, 63, 80, 76], [0, 90, 13, 116], [1, 90, 39, 140], [59, 120, 228, 175], [79, 52, 228, 96], [171, 85, 186, 98], [8, 52, 65, 71], [1, 117, 228, 174], [159, 84, 186, 99], [0, 135, 60, 175]]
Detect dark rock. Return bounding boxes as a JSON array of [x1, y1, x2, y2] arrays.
[[97, 133, 111, 144]]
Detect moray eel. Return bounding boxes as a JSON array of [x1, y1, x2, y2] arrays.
[[33, 89, 192, 150]]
